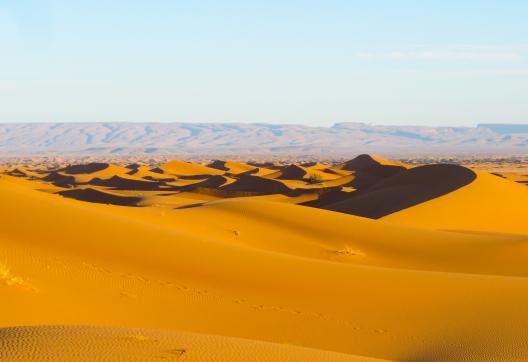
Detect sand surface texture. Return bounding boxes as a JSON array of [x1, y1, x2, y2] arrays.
[[2, 154, 528, 361]]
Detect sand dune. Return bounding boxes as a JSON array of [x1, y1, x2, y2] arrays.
[[89, 175, 169, 191], [60, 162, 111, 174], [240, 166, 277, 177], [6, 168, 28, 177], [265, 164, 339, 182], [59, 163, 131, 184], [221, 174, 293, 195], [0, 326, 383, 362], [266, 164, 308, 180], [383, 168, 528, 234], [41, 171, 76, 188], [185, 175, 235, 190], [310, 164, 477, 218], [335, 154, 409, 170], [208, 160, 257, 174], [127, 165, 177, 181], [152, 160, 224, 177], [301, 161, 329, 169], [58, 187, 142, 206], [2, 155, 528, 360]]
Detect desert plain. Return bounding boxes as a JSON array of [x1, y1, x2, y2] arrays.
[[2, 154, 528, 361]]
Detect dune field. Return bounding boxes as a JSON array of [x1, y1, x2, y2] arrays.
[[2, 154, 528, 361]]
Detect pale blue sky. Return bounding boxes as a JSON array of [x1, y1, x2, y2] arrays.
[[0, 0, 527, 126]]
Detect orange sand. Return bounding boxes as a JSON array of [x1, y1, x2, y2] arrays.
[[2, 155, 528, 360]]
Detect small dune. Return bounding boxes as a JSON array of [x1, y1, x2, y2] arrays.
[[58, 188, 142, 206], [60, 162, 110, 175], [221, 174, 292, 195], [301, 161, 328, 169], [41, 172, 76, 188], [89, 175, 168, 190], [269, 164, 308, 180], [334, 154, 409, 171], [152, 160, 224, 177], [6, 168, 27, 177], [207, 160, 257, 174]]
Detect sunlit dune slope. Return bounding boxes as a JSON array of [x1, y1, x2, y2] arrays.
[[0, 326, 383, 362], [126, 165, 177, 181], [242, 166, 277, 176], [160, 197, 528, 276], [2, 174, 528, 360], [383, 169, 528, 234], [301, 162, 329, 169]]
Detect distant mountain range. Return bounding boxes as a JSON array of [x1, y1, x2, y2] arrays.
[[1, 122, 528, 157]]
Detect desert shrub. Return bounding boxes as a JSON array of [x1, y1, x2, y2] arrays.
[[307, 172, 323, 184]]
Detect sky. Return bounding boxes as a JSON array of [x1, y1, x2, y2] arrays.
[[0, 0, 527, 127]]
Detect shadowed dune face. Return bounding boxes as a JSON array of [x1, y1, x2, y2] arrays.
[[335, 154, 408, 190], [338, 154, 404, 168], [222, 174, 292, 195], [338, 154, 389, 171], [60, 162, 110, 174], [315, 164, 477, 218], [182, 175, 230, 190], [58, 188, 142, 206], [41, 172, 76, 188], [89, 175, 167, 191], [125, 163, 141, 170], [275, 165, 308, 180], [207, 160, 231, 171], [6, 168, 27, 177]]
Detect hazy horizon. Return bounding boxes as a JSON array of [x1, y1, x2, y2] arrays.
[[1, 120, 528, 128], [1, 1, 527, 126]]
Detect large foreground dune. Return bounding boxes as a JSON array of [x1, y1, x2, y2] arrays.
[[2, 155, 528, 360], [0, 326, 379, 361]]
